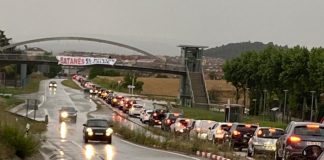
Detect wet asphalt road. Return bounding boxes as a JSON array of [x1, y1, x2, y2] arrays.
[[30, 79, 200, 160]]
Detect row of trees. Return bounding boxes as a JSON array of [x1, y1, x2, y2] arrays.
[[223, 45, 324, 121]]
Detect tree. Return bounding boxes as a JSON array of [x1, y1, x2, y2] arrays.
[[89, 66, 104, 79]]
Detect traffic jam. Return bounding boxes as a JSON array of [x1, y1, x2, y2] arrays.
[[64, 74, 324, 160]]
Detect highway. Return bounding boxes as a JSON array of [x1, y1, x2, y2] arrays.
[[20, 79, 200, 160]]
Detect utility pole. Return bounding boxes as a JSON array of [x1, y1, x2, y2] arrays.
[[283, 90, 288, 123], [310, 91, 316, 121], [131, 75, 135, 95]]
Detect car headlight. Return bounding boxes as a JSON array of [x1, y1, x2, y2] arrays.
[[90, 90, 93, 93], [253, 141, 261, 146], [106, 128, 113, 136], [49, 84, 53, 86], [87, 128, 93, 136], [54, 84, 57, 87], [61, 112, 68, 118]]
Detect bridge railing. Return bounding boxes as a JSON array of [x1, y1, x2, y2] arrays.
[[0, 54, 56, 61], [0, 54, 186, 72]]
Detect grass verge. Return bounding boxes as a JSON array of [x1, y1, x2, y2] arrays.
[[61, 79, 82, 90], [112, 120, 243, 160], [0, 73, 47, 95], [0, 73, 47, 159]]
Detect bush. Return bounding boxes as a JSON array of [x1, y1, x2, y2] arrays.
[[0, 123, 40, 158]]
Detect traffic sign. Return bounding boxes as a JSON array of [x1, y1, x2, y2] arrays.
[[127, 85, 135, 89]]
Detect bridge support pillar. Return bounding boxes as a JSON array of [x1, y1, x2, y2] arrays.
[[20, 64, 27, 87], [179, 75, 191, 107]]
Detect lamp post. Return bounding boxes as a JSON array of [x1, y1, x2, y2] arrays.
[[252, 99, 257, 115], [263, 89, 267, 114], [283, 90, 288, 123], [310, 91, 316, 121]]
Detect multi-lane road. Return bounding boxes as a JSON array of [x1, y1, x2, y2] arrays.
[[17, 79, 201, 160]]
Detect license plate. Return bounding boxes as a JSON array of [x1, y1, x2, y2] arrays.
[[95, 133, 104, 135], [306, 141, 321, 146]]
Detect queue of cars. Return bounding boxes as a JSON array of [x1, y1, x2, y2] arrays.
[[71, 75, 324, 159]]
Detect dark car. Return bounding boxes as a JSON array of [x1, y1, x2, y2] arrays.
[[225, 123, 258, 151], [111, 95, 124, 108], [122, 98, 136, 113], [59, 107, 77, 123], [49, 81, 57, 88], [148, 109, 167, 126], [275, 122, 324, 160], [161, 112, 183, 131], [83, 118, 113, 144]]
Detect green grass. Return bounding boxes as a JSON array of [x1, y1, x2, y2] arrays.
[[0, 73, 47, 95], [0, 73, 47, 159], [181, 107, 225, 121], [112, 120, 240, 160], [61, 79, 82, 90]]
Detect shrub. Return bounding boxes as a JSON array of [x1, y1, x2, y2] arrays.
[[0, 123, 40, 158]]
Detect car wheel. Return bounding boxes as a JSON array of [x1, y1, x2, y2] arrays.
[[247, 145, 254, 157], [275, 150, 282, 160], [212, 136, 216, 144], [107, 137, 112, 144]]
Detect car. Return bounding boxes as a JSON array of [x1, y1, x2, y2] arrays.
[[170, 118, 194, 134], [225, 123, 258, 151], [49, 81, 57, 88], [59, 107, 77, 123], [111, 95, 124, 108], [128, 104, 143, 117], [189, 120, 217, 140], [83, 118, 113, 144], [122, 98, 136, 113], [148, 109, 167, 126], [247, 127, 284, 157], [207, 122, 232, 144], [275, 122, 324, 160], [140, 109, 153, 124], [161, 112, 183, 131]]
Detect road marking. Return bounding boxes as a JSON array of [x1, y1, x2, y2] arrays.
[[118, 138, 200, 160]]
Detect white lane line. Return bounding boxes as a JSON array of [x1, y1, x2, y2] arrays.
[[118, 137, 200, 160]]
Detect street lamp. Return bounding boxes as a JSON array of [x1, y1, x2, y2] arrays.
[[252, 99, 257, 115], [283, 90, 288, 123], [263, 89, 267, 114], [310, 91, 316, 121]]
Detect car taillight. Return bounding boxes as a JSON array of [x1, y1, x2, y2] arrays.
[[166, 119, 171, 124], [233, 130, 241, 136], [153, 113, 157, 116], [307, 124, 320, 129], [288, 135, 301, 144]]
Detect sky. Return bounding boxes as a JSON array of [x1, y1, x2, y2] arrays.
[[1, 0, 324, 56]]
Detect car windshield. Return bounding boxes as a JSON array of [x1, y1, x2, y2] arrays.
[[133, 105, 143, 108], [237, 125, 258, 134], [62, 107, 76, 112], [294, 126, 324, 136], [257, 128, 284, 138], [220, 124, 231, 131], [169, 113, 183, 120], [179, 119, 189, 126], [87, 120, 108, 127]]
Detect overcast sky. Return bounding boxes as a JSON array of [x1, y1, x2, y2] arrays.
[[1, 0, 324, 56]]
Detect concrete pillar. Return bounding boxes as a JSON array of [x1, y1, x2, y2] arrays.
[[20, 64, 27, 87], [179, 75, 188, 106]]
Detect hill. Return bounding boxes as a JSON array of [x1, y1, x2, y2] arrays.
[[204, 41, 284, 59]]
